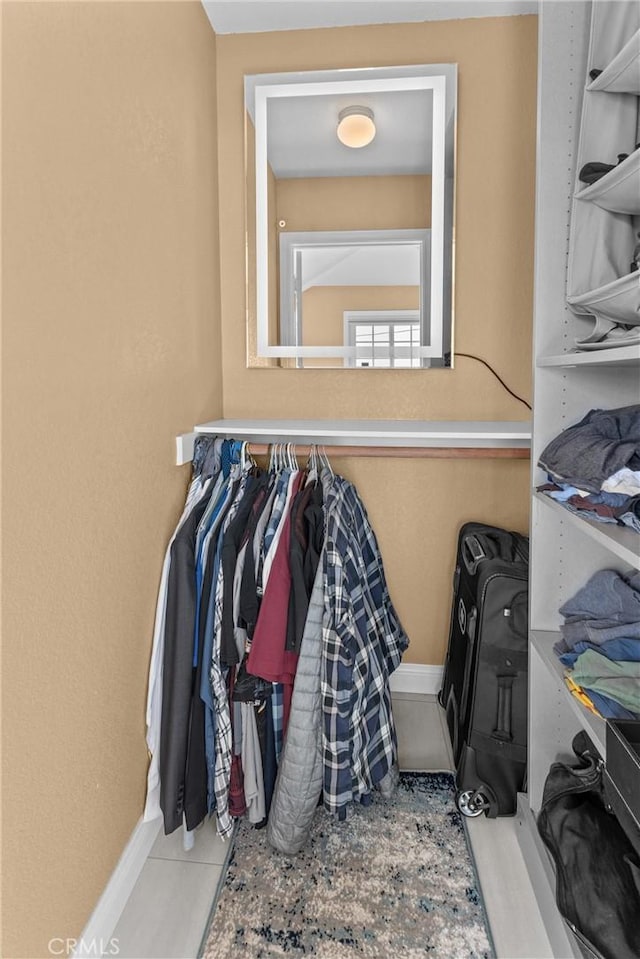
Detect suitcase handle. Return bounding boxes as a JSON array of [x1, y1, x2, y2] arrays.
[[493, 675, 514, 742], [462, 535, 486, 575]]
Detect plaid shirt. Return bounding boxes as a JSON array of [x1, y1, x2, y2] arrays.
[[271, 683, 284, 762], [210, 465, 251, 839], [321, 474, 409, 817]]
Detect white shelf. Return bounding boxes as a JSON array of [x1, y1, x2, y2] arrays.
[[537, 345, 640, 367], [535, 491, 640, 569], [531, 630, 607, 758], [193, 418, 532, 448]]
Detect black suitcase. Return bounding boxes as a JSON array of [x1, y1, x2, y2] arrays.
[[439, 522, 529, 818]]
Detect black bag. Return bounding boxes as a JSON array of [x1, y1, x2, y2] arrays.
[[439, 522, 529, 818], [537, 731, 640, 959]]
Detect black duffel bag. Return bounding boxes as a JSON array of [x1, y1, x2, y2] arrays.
[[537, 731, 640, 959]]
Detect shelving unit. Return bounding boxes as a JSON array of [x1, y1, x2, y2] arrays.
[[535, 491, 640, 568], [519, 4, 640, 956]]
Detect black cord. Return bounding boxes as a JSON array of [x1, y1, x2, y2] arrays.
[[456, 352, 532, 411]]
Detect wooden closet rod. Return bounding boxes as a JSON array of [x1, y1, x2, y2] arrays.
[[247, 444, 530, 460]]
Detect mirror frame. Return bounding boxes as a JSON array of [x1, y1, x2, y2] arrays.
[[249, 67, 456, 363], [279, 229, 431, 358]]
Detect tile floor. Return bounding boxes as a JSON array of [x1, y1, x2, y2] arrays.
[[108, 694, 554, 959]]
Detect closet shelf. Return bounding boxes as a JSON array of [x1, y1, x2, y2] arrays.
[[567, 271, 640, 327], [534, 491, 640, 569], [177, 420, 532, 465], [531, 631, 607, 758], [574, 149, 640, 214], [537, 344, 640, 367], [192, 418, 532, 449], [586, 28, 640, 95]]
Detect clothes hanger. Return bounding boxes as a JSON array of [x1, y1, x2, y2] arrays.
[[319, 445, 334, 479]]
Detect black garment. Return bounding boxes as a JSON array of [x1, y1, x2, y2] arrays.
[[159, 494, 210, 835], [238, 478, 276, 642], [538, 405, 640, 493], [220, 472, 268, 667], [286, 482, 324, 653], [232, 658, 272, 703], [262, 694, 277, 816], [183, 632, 208, 831], [537, 732, 640, 959]]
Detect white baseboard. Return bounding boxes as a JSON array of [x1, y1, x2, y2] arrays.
[[390, 663, 443, 696], [72, 816, 161, 958]]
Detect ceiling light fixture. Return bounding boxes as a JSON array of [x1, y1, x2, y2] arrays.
[[336, 106, 376, 148]]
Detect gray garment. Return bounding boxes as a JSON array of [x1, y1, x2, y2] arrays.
[[559, 569, 640, 624], [554, 569, 640, 654], [538, 405, 640, 493], [233, 540, 249, 656], [241, 703, 266, 824], [267, 551, 326, 855], [556, 618, 640, 654]]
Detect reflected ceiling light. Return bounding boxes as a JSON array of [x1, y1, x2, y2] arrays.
[[336, 106, 376, 148]]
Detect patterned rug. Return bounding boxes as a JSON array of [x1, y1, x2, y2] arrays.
[[201, 772, 493, 959]]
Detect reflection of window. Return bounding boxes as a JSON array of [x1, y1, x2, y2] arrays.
[[344, 311, 427, 368]]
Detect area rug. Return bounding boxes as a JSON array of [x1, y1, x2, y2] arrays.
[[201, 772, 493, 959]]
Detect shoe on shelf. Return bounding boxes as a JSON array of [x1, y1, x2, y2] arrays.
[[578, 147, 639, 185]]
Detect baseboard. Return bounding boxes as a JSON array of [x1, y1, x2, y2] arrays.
[[390, 663, 444, 696], [72, 816, 161, 958]]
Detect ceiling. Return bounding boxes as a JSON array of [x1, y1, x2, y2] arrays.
[[203, 1, 538, 35], [265, 88, 434, 178]]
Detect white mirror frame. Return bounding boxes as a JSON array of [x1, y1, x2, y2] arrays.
[[253, 72, 449, 360]]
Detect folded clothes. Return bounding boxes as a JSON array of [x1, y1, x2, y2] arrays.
[[602, 468, 640, 496], [582, 687, 639, 721], [564, 675, 600, 716], [564, 675, 639, 720], [559, 569, 640, 624], [557, 618, 640, 653], [570, 648, 640, 714], [558, 637, 640, 667], [618, 495, 640, 532], [538, 405, 640, 493]]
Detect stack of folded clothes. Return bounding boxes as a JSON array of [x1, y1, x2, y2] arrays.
[[554, 569, 640, 720], [538, 405, 640, 531]]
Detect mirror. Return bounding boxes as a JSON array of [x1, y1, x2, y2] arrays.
[[245, 64, 457, 369]]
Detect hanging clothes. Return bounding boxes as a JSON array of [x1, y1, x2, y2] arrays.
[[144, 437, 408, 853], [143, 436, 222, 825]]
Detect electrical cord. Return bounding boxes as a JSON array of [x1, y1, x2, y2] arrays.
[[456, 352, 532, 411]]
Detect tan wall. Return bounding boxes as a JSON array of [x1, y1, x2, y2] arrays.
[[1, 3, 221, 957], [301, 286, 420, 370], [276, 174, 431, 232], [216, 16, 537, 664], [301, 285, 420, 369]]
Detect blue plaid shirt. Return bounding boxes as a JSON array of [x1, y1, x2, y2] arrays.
[[321, 474, 409, 817]]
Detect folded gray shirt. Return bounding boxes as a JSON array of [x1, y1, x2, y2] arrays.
[[538, 405, 640, 493]]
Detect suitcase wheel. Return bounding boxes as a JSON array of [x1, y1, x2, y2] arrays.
[[456, 788, 491, 818]]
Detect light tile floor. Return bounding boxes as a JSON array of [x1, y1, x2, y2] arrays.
[[108, 694, 554, 959]]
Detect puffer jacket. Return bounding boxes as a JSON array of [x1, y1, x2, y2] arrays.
[[266, 554, 325, 854]]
